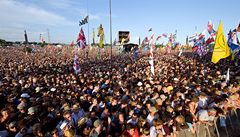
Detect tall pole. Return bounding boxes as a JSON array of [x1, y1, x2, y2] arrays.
[[87, 0, 90, 46], [109, 0, 112, 60], [47, 29, 50, 44]]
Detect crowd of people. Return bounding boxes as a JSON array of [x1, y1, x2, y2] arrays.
[[0, 45, 240, 137]]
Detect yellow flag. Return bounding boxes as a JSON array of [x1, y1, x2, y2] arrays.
[[120, 38, 125, 45], [211, 21, 230, 64], [98, 24, 104, 48]]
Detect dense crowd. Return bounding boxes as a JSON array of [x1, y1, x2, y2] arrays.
[[0, 45, 240, 137]]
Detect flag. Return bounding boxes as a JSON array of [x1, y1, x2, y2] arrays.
[[133, 47, 139, 60], [127, 33, 130, 41], [76, 28, 87, 49], [162, 33, 168, 38], [98, 24, 104, 48], [169, 33, 173, 43], [92, 29, 95, 45], [121, 38, 126, 45], [207, 21, 216, 37], [156, 35, 162, 41], [148, 28, 152, 32], [149, 34, 154, 45], [178, 49, 183, 57], [70, 40, 74, 47], [79, 16, 88, 26], [141, 37, 148, 45], [173, 34, 176, 41], [225, 68, 230, 83], [205, 37, 214, 46], [192, 46, 198, 52], [73, 54, 81, 74], [40, 34, 44, 43], [237, 23, 240, 32], [211, 21, 231, 64]]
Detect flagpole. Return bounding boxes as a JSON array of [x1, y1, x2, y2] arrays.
[[87, 0, 90, 58], [109, 0, 113, 61]]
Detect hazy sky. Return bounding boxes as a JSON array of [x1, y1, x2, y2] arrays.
[[0, 0, 239, 44]]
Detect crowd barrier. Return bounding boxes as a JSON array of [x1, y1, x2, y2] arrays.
[[175, 109, 240, 137]]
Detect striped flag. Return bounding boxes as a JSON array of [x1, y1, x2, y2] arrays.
[[207, 20, 216, 37], [73, 54, 81, 74], [76, 28, 87, 49]]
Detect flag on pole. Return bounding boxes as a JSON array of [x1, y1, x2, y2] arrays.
[[79, 16, 89, 26], [70, 40, 74, 47], [149, 34, 154, 45], [98, 24, 104, 48], [211, 21, 231, 64], [76, 28, 87, 49], [207, 20, 216, 37], [162, 33, 168, 38], [127, 33, 130, 41], [169, 33, 173, 43], [156, 35, 162, 41], [121, 38, 126, 45], [73, 54, 81, 74], [92, 28, 95, 45], [237, 23, 240, 32]]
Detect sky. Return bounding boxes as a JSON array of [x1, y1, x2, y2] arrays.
[[0, 0, 239, 44]]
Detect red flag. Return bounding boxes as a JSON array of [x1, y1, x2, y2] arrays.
[[156, 35, 162, 41], [76, 28, 87, 49], [149, 34, 154, 45], [169, 33, 173, 43], [205, 37, 214, 46], [237, 23, 240, 32], [70, 40, 74, 47]]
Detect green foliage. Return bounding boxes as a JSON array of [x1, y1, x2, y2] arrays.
[[0, 39, 6, 46]]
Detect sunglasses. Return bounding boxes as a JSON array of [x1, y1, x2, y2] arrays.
[[51, 131, 58, 135]]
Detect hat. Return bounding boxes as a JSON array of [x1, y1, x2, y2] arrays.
[[50, 88, 56, 92], [137, 81, 143, 86], [149, 107, 157, 113], [28, 107, 36, 114], [93, 119, 102, 128], [173, 78, 179, 81], [35, 87, 41, 93], [21, 93, 30, 98], [17, 103, 26, 110]]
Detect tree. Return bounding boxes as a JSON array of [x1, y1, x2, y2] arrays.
[[0, 39, 6, 46]]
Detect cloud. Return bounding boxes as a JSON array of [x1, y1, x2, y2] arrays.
[[0, 0, 73, 26], [0, 0, 75, 42]]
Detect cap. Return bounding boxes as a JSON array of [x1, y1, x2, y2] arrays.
[[28, 107, 36, 114], [149, 107, 157, 113], [17, 103, 26, 110], [21, 93, 30, 98]]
